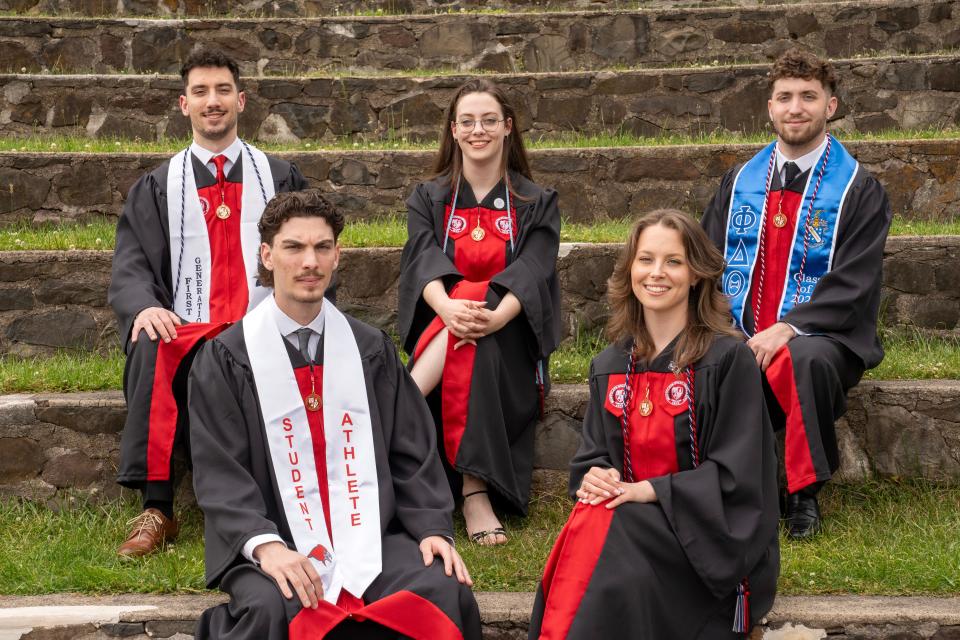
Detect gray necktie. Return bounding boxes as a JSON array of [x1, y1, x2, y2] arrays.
[[783, 161, 800, 187], [294, 328, 314, 364]]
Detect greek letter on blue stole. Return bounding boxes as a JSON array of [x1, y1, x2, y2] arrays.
[[723, 136, 859, 334]]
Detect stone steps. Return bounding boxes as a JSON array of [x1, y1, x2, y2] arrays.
[[3, 54, 957, 141], [0, 237, 955, 355], [2, 139, 958, 224], [0, 0, 868, 19], [0, 1, 951, 75], [2, 377, 958, 500], [0, 593, 958, 639]]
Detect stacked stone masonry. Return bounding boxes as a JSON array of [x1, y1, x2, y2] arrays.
[[0, 1, 955, 74], [0, 0, 912, 18], [1, 593, 958, 639], [0, 237, 955, 356], [2, 55, 960, 141], [1, 379, 957, 501], [1, 140, 958, 224]]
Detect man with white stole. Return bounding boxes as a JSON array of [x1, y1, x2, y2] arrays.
[[108, 48, 313, 557], [701, 49, 892, 539], [189, 190, 481, 640]]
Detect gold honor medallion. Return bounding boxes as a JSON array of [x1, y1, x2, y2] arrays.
[[216, 204, 231, 220], [305, 393, 322, 412], [638, 385, 653, 416], [471, 225, 485, 242], [773, 212, 787, 228], [639, 398, 653, 417]]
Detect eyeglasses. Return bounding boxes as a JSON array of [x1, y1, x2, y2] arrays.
[[454, 117, 504, 132]]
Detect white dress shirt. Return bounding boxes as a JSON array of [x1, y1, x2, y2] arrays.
[[775, 135, 828, 186], [190, 137, 243, 179]]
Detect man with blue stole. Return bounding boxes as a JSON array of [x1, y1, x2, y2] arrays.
[[702, 50, 892, 538]]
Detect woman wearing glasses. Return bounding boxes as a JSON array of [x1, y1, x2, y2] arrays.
[[398, 78, 561, 546]]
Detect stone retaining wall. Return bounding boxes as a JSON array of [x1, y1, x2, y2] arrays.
[[0, 0, 884, 19], [2, 55, 959, 141], [0, 237, 955, 355], [2, 139, 959, 224], [1, 593, 958, 640], [0, 2, 953, 74], [1, 379, 958, 502]]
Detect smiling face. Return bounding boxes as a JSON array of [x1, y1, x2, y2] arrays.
[[450, 91, 513, 170], [630, 223, 696, 321], [260, 216, 340, 318], [768, 76, 837, 156], [179, 65, 245, 148]]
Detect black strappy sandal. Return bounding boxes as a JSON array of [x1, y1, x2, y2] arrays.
[[462, 490, 508, 545]]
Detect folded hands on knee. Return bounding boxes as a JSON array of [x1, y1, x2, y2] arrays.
[[576, 466, 657, 509]]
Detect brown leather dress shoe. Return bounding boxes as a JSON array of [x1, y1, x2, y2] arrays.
[[117, 508, 179, 558]]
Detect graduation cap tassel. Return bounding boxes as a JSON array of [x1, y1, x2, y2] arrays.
[[732, 578, 751, 634]]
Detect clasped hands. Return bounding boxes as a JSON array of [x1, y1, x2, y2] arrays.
[[254, 536, 471, 610], [437, 298, 508, 350], [575, 466, 657, 509]]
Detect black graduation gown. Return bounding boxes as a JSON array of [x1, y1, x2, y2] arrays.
[[701, 161, 892, 370], [701, 157, 892, 493], [397, 172, 561, 515], [189, 314, 480, 639], [529, 337, 780, 639], [109, 153, 308, 490]]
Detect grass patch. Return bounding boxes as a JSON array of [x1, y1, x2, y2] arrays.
[[778, 480, 960, 595], [1, 480, 957, 594], [0, 127, 957, 155], [0, 215, 955, 251], [0, 350, 124, 393], [0, 330, 953, 393], [0, 498, 206, 594], [866, 329, 960, 381]]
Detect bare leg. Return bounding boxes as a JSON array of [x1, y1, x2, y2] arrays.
[[462, 474, 507, 546], [410, 328, 448, 396]]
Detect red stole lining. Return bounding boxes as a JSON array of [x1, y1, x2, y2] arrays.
[[604, 372, 688, 481], [412, 204, 515, 467], [749, 189, 803, 332], [197, 180, 248, 323]]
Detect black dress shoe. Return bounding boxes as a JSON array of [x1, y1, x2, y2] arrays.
[[785, 493, 821, 539]]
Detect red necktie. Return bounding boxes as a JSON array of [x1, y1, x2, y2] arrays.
[[211, 154, 227, 189]]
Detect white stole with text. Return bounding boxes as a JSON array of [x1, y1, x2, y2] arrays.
[[167, 141, 275, 322], [244, 296, 382, 602]]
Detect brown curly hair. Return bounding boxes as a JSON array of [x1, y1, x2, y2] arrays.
[[257, 190, 344, 288], [768, 48, 838, 95], [605, 209, 740, 369]]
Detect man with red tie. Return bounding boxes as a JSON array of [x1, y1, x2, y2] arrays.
[[702, 50, 892, 538], [109, 48, 310, 556]]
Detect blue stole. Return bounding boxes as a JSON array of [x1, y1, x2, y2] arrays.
[[722, 135, 859, 335]]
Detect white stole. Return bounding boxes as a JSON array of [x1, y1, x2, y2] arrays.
[[244, 296, 382, 602], [167, 141, 275, 322]]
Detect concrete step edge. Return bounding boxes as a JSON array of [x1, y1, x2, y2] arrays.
[[0, 593, 959, 627]]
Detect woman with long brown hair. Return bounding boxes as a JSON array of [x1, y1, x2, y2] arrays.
[[529, 209, 779, 638], [397, 78, 561, 546]]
